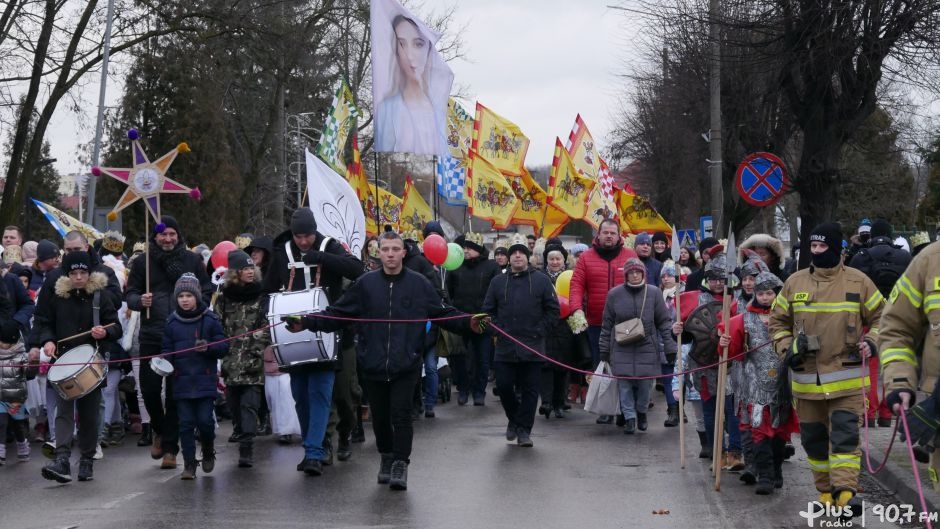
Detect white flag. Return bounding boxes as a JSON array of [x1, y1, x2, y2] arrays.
[[304, 149, 366, 259]]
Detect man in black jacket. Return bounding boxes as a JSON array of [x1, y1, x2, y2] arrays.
[[125, 215, 212, 469], [446, 232, 499, 405], [35, 230, 122, 308], [31, 251, 121, 483], [848, 219, 912, 297], [482, 236, 559, 447], [262, 207, 363, 476], [287, 230, 481, 490]]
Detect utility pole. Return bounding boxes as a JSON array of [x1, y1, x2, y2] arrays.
[[708, 0, 724, 238], [84, 0, 116, 227]]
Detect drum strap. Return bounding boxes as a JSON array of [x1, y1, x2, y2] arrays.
[[285, 237, 330, 291], [93, 291, 101, 327]]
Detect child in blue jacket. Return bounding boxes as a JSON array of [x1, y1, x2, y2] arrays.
[[162, 273, 229, 480]]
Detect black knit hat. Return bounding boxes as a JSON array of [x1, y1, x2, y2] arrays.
[[62, 251, 92, 274], [37, 239, 59, 262], [810, 222, 843, 250], [871, 219, 892, 239], [423, 221, 445, 239], [543, 242, 568, 265], [290, 208, 317, 236], [227, 249, 254, 271], [652, 231, 669, 245], [0, 319, 20, 344], [699, 237, 720, 254], [158, 215, 181, 236], [173, 273, 201, 300]]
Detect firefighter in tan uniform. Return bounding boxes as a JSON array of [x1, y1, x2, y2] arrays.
[[880, 240, 940, 490], [769, 223, 884, 508]]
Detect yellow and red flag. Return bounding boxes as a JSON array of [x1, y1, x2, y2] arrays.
[[548, 138, 595, 219], [399, 176, 434, 237], [471, 103, 529, 175], [565, 114, 601, 179], [467, 149, 518, 228], [447, 98, 474, 160], [346, 136, 403, 235], [542, 203, 571, 238], [616, 187, 672, 235], [504, 168, 572, 235]]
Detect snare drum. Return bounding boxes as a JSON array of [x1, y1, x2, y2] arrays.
[[47, 345, 106, 401], [268, 288, 337, 369], [150, 357, 174, 377]]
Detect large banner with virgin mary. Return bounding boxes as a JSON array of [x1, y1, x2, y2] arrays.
[[371, 0, 454, 157]]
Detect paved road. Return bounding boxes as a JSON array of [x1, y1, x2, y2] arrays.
[[0, 394, 912, 529]]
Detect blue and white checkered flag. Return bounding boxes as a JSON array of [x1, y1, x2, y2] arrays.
[[436, 154, 467, 206]]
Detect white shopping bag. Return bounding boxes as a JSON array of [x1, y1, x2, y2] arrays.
[[583, 361, 620, 416]]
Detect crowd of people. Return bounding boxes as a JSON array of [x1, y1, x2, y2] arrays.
[[0, 213, 936, 505]]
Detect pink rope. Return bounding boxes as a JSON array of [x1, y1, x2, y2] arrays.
[[899, 409, 934, 529]]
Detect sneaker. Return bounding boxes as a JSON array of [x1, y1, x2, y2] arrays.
[[516, 430, 533, 447], [93, 445, 103, 460], [77, 458, 94, 482], [302, 458, 323, 476], [424, 410, 435, 418], [297, 456, 309, 472], [150, 434, 163, 459], [41, 441, 55, 460], [279, 434, 293, 445], [596, 415, 613, 425], [181, 460, 197, 480], [472, 393, 485, 406], [389, 460, 408, 490], [320, 438, 334, 466], [725, 451, 745, 471], [161, 452, 177, 469], [351, 423, 366, 443], [637, 413, 648, 432], [16, 440, 29, 462], [505, 423, 517, 442], [623, 418, 636, 435], [457, 391, 469, 406], [377, 454, 394, 484], [41, 457, 72, 483]]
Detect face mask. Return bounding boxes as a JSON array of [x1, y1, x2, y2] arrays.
[[859, 233, 871, 244], [811, 250, 841, 269]]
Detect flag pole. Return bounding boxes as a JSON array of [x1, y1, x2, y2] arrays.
[[670, 226, 685, 469], [373, 151, 381, 231], [431, 155, 439, 221]]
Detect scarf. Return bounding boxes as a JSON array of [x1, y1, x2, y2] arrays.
[[222, 281, 262, 302], [594, 240, 624, 261], [154, 242, 187, 282], [174, 302, 208, 323]]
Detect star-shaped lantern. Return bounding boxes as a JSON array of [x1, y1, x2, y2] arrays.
[[92, 129, 201, 225]]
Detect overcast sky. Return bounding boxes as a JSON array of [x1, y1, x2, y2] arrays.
[[44, 1, 641, 180]]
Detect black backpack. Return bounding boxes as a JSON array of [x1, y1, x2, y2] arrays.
[[859, 247, 908, 297]]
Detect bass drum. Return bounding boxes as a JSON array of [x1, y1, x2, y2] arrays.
[[268, 288, 337, 369], [685, 301, 723, 367]]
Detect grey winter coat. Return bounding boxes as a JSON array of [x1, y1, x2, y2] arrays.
[[0, 342, 36, 403], [599, 283, 676, 377]]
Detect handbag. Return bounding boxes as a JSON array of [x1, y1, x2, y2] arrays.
[[614, 285, 648, 346]]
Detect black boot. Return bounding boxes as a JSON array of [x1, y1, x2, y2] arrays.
[[539, 403, 552, 419], [697, 431, 712, 459], [337, 434, 352, 462], [137, 424, 152, 447], [664, 405, 679, 427], [615, 414, 626, 427], [321, 437, 334, 466], [77, 458, 94, 482], [181, 459, 197, 480], [238, 442, 253, 468], [754, 440, 775, 495], [771, 438, 786, 488], [201, 441, 216, 473], [351, 416, 366, 444], [740, 429, 756, 484], [42, 456, 72, 483], [389, 460, 409, 491], [637, 413, 648, 432], [377, 453, 394, 484]]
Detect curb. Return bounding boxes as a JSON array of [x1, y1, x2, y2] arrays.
[[862, 444, 940, 514]]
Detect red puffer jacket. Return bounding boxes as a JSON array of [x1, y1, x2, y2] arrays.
[[569, 242, 637, 326]]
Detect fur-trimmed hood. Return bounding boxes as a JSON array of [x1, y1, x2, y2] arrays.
[[739, 233, 785, 265], [54, 271, 109, 299]]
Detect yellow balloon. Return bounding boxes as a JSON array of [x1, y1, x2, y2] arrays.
[[555, 270, 574, 298]]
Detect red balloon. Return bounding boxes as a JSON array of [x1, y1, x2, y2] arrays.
[[212, 240, 238, 269], [424, 234, 448, 265], [558, 295, 571, 319]]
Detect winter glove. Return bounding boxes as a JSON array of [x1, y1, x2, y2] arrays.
[[470, 314, 490, 334], [900, 399, 940, 450], [281, 315, 304, 333], [567, 310, 588, 334], [194, 339, 208, 353], [787, 335, 809, 368], [885, 389, 916, 415], [302, 251, 323, 266]]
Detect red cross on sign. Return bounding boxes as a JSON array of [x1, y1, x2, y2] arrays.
[[735, 152, 788, 207]]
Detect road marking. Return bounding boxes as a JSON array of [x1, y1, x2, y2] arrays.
[[103, 492, 144, 509]]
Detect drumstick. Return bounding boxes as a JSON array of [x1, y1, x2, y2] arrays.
[[57, 323, 117, 345]]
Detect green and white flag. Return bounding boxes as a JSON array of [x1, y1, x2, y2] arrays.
[[316, 80, 359, 175]]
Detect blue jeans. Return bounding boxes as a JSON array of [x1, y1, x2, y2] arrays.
[[661, 363, 677, 407], [618, 379, 653, 420], [587, 326, 602, 368], [422, 348, 439, 411], [290, 370, 335, 460], [702, 394, 741, 453], [176, 397, 215, 463]]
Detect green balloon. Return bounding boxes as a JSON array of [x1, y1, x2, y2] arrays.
[[443, 242, 465, 270]]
